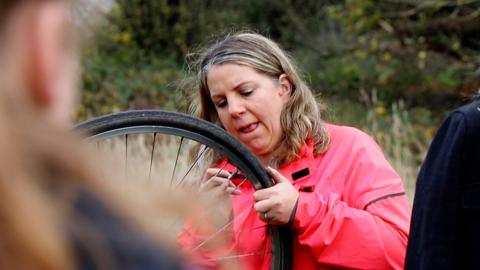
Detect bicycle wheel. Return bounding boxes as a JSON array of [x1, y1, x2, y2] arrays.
[[75, 109, 292, 270]]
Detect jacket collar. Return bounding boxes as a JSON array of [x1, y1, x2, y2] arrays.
[[278, 139, 316, 183]]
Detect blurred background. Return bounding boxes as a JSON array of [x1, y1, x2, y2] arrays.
[[77, 0, 480, 200]]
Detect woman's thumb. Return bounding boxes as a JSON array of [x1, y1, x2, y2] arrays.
[[266, 166, 287, 183]]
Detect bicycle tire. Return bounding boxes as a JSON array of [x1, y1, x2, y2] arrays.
[[75, 109, 292, 270]]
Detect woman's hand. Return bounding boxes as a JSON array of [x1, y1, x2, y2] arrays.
[[198, 168, 241, 229], [199, 168, 241, 195], [253, 167, 299, 225]]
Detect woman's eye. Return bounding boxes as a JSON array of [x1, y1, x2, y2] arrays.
[[215, 100, 227, 108], [240, 88, 253, 96]]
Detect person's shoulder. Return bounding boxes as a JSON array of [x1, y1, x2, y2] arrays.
[[428, 99, 479, 154], [442, 99, 480, 136], [453, 99, 480, 121], [453, 99, 480, 139], [325, 123, 374, 143]]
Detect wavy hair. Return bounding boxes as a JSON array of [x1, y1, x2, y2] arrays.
[[193, 32, 330, 166]]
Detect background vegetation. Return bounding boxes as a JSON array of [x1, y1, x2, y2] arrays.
[[78, 0, 480, 199]]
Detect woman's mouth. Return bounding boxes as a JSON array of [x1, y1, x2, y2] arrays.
[[239, 123, 258, 134]]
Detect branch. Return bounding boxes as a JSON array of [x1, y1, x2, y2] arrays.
[[382, 0, 480, 18]]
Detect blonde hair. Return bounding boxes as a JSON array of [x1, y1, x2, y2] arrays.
[[195, 32, 330, 166]]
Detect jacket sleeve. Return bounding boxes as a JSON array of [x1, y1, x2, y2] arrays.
[[405, 112, 466, 269], [292, 130, 410, 269]]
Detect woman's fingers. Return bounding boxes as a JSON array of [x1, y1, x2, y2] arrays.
[[200, 176, 230, 190], [202, 168, 231, 182], [266, 166, 289, 183], [253, 167, 290, 200], [253, 198, 272, 213], [253, 168, 299, 224], [225, 186, 242, 195], [252, 188, 268, 201], [200, 176, 241, 195]]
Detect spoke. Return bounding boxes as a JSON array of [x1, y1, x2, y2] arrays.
[[235, 224, 268, 233], [205, 250, 271, 262], [124, 134, 128, 177], [148, 133, 157, 181], [230, 175, 248, 195], [191, 206, 252, 252], [170, 136, 185, 190], [173, 145, 208, 190]]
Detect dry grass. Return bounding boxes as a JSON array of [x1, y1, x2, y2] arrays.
[[92, 134, 197, 241], [95, 133, 194, 189], [363, 102, 427, 202]]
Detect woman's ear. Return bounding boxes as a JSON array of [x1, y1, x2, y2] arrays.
[[27, 2, 65, 109], [278, 74, 292, 101]]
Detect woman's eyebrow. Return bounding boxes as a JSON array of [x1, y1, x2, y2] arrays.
[[232, 81, 252, 90], [210, 81, 251, 98], [210, 92, 224, 99]]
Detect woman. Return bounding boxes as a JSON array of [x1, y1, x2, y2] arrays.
[[0, 0, 186, 269], [180, 32, 411, 269]]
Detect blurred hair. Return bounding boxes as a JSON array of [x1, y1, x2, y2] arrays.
[[0, 89, 190, 269], [192, 31, 330, 167], [0, 84, 97, 269]]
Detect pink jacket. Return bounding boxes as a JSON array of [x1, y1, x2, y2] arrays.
[[180, 124, 410, 269]]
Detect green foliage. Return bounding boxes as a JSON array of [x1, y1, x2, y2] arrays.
[[79, 40, 184, 120], [318, 0, 480, 110], [79, 0, 480, 120], [107, 0, 246, 60]]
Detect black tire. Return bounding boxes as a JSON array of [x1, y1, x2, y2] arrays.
[[75, 109, 292, 270]]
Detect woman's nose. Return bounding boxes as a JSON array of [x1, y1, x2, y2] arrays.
[[228, 98, 246, 118]]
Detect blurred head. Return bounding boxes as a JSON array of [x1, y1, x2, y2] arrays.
[[0, 0, 79, 127], [0, 2, 83, 269], [196, 32, 330, 166], [0, 2, 191, 270]]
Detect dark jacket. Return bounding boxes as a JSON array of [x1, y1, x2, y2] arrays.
[[70, 191, 185, 270], [405, 100, 480, 269]]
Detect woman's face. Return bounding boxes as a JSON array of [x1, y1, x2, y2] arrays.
[[207, 63, 291, 163]]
